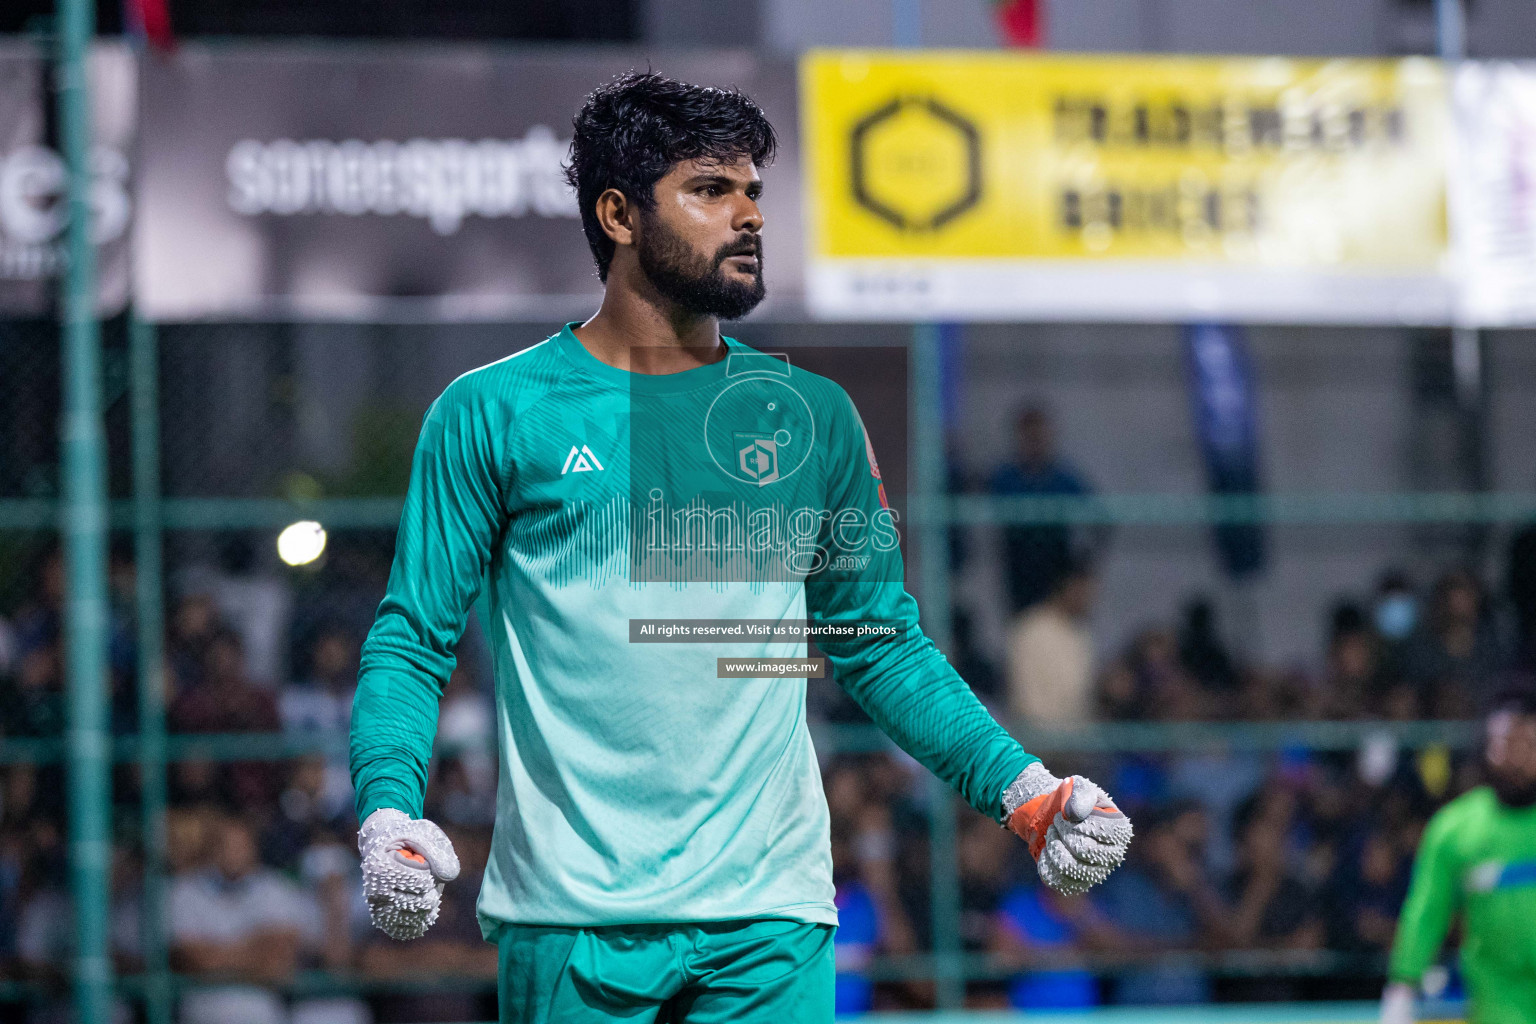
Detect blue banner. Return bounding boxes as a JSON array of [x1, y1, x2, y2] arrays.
[[1184, 324, 1267, 579]]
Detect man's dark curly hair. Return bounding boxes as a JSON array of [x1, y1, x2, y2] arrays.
[[565, 71, 777, 282]]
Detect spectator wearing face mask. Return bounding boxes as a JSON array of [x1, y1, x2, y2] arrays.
[[1372, 571, 1418, 693]]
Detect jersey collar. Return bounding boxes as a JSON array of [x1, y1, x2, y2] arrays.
[[555, 322, 739, 396]]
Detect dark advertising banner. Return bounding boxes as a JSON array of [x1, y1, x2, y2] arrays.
[[0, 42, 134, 315], [135, 45, 801, 321], [1184, 323, 1267, 579]]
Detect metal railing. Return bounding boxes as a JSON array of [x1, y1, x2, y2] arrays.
[[0, 718, 1482, 766], [12, 489, 1536, 533]]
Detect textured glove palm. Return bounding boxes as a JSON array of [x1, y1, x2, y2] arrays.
[[1004, 762, 1133, 896], [358, 808, 461, 940]]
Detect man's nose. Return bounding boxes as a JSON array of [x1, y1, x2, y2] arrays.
[[734, 197, 763, 233]]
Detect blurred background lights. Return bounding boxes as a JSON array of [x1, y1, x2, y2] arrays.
[[276, 520, 327, 566]]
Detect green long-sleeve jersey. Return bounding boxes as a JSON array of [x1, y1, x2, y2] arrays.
[[1389, 786, 1536, 1024], [349, 324, 1038, 936]]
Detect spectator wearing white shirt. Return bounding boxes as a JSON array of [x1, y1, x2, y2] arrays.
[[169, 815, 365, 1024], [1006, 558, 1097, 727]]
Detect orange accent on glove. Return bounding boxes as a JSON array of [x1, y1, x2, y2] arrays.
[[1007, 778, 1121, 860], [1008, 777, 1073, 859]]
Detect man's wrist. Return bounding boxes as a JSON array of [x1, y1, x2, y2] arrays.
[[993, 753, 1045, 824], [360, 807, 409, 830], [356, 781, 421, 825], [1001, 761, 1056, 822]]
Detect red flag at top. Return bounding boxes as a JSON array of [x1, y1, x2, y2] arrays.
[[124, 0, 175, 50], [995, 0, 1045, 47]]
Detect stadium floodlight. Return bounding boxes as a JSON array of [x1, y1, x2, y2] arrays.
[[277, 520, 327, 566]]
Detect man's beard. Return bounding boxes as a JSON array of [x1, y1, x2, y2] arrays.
[[636, 214, 765, 321], [1490, 771, 1536, 809]]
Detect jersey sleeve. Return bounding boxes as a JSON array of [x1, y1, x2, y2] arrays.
[[1388, 801, 1464, 984], [350, 377, 510, 821], [804, 388, 1038, 822]]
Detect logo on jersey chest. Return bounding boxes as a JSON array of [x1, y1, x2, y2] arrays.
[[560, 444, 605, 475], [1465, 858, 1536, 893]]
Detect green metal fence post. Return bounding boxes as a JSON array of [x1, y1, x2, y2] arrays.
[[131, 315, 172, 1024], [910, 323, 962, 1009], [55, 1, 114, 1020]]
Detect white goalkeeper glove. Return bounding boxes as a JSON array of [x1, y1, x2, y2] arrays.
[[1003, 762, 1133, 896], [358, 808, 461, 940], [1379, 981, 1416, 1024]]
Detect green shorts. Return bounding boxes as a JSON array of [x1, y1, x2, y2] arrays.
[[494, 918, 835, 1023]]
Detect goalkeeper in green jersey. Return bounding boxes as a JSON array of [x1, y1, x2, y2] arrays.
[[349, 72, 1132, 1023], [1382, 689, 1536, 1024]]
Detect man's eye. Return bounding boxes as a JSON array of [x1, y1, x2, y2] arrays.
[[702, 185, 722, 197]]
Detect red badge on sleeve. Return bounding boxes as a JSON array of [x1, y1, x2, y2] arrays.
[[860, 421, 891, 510]]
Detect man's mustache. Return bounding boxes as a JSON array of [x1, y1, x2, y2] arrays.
[[716, 235, 763, 263]]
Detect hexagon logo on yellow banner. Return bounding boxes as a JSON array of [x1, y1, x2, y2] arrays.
[[804, 51, 1449, 268], [851, 96, 981, 232]]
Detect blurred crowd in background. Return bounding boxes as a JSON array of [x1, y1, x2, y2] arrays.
[[0, 403, 1529, 1020], [965, 402, 1536, 727]]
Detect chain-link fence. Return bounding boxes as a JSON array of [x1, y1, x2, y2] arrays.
[[2, 317, 1527, 1022]]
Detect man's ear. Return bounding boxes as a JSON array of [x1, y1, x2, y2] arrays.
[[595, 188, 635, 248]]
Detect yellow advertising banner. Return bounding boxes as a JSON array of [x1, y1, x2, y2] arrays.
[[801, 51, 1452, 322]]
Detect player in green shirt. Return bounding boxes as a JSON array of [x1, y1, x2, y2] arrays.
[[1382, 688, 1536, 1024], [349, 72, 1133, 1023]]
